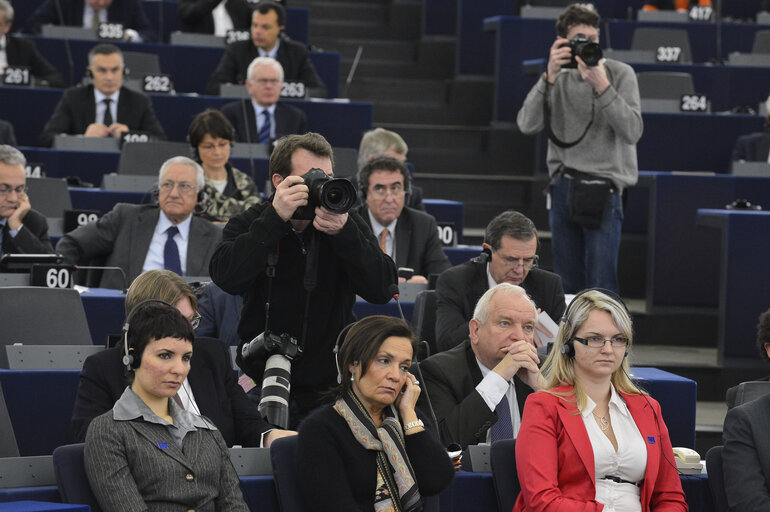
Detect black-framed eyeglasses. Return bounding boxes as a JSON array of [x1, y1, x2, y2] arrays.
[[191, 314, 201, 329], [572, 335, 629, 348], [495, 252, 539, 270]]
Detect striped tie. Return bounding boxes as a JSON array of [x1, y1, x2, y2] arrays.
[[257, 110, 271, 144]]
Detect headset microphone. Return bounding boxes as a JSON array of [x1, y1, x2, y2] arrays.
[[121, 299, 174, 373]]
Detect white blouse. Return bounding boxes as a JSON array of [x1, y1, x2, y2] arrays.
[[582, 385, 648, 512]]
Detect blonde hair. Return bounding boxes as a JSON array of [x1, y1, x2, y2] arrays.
[[540, 290, 645, 412], [125, 270, 198, 315]]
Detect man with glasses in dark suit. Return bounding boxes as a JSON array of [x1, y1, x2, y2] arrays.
[[435, 210, 565, 352]]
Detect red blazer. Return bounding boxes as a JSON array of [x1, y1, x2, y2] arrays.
[[513, 386, 688, 512]]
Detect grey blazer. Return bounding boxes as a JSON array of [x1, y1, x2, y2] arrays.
[[85, 411, 248, 511], [56, 203, 222, 289]]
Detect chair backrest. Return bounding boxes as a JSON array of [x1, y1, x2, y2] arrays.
[[332, 147, 359, 178], [705, 445, 728, 512], [270, 436, 307, 512], [117, 141, 191, 175], [26, 176, 72, 218], [0, 287, 92, 368], [6, 345, 104, 370], [735, 381, 770, 407], [753, 30, 770, 53], [123, 51, 161, 77], [490, 439, 521, 512], [631, 28, 693, 63], [0, 382, 20, 457], [53, 443, 103, 512], [637, 72, 695, 99], [412, 290, 438, 356]]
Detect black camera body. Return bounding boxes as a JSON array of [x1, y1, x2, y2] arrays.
[[241, 330, 302, 362], [562, 34, 603, 68], [292, 167, 357, 220]]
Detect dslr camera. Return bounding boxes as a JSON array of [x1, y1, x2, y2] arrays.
[[292, 167, 357, 220], [561, 34, 603, 68], [241, 330, 303, 428]]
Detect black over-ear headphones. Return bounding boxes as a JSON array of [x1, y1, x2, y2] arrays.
[[122, 299, 174, 373], [333, 322, 357, 384], [560, 288, 630, 359]]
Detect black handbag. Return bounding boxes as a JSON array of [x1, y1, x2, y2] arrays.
[[566, 168, 614, 230]]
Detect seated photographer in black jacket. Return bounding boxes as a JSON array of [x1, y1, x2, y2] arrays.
[[69, 269, 294, 446], [209, 132, 397, 429]]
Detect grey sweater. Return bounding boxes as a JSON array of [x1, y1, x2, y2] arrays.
[[516, 59, 643, 191]]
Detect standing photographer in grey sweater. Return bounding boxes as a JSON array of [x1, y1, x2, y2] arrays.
[[517, 5, 642, 294]]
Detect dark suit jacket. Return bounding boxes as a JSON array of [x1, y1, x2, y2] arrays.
[[55, 203, 221, 289], [419, 339, 534, 449], [39, 85, 166, 147], [205, 38, 325, 96], [221, 99, 307, 143], [177, 0, 252, 34], [0, 120, 16, 146], [722, 393, 770, 511], [5, 36, 65, 88], [359, 205, 450, 278], [23, 0, 156, 41], [732, 130, 770, 162], [69, 338, 272, 447], [2, 209, 54, 254], [435, 256, 566, 352]]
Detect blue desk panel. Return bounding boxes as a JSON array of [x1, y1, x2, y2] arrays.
[[485, 16, 770, 124], [0, 370, 80, 457], [697, 209, 770, 362], [3, 87, 369, 148], [631, 367, 697, 448], [79, 288, 414, 347], [642, 173, 770, 308], [0, 502, 88, 512], [0, 471, 713, 511]]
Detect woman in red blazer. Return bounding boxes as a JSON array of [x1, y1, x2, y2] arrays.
[[513, 290, 687, 512]]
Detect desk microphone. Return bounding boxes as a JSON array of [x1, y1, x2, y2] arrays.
[[71, 265, 128, 293], [52, 0, 75, 86]]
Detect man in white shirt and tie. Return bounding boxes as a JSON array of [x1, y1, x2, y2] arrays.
[[39, 44, 166, 146], [221, 56, 307, 145], [56, 156, 222, 289], [420, 283, 543, 449]]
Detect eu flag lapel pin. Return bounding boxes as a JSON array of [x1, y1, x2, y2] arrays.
[[647, 436, 656, 444], [157, 442, 169, 449]]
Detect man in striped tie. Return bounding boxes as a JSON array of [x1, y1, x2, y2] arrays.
[[419, 283, 543, 450], [221, 57, 307, 145]]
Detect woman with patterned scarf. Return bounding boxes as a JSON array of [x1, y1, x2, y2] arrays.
[[188, 109, 260, 223], [296, 315, 454, 511]]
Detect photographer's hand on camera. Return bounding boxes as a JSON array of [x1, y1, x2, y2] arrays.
[[547, 37, 572, 83], [313, 206, 348, 235], [273, 175, 309, 222], [576, 56, 610, 95]]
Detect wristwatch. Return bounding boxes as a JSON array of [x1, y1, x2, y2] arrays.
[[404, 419, 424, 431]]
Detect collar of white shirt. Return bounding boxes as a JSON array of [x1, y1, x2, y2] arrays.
[[94, 88, 120, 109], [257, 39, 280, 59], [582, 383, 633, 420], [157, 209, 192, 241]]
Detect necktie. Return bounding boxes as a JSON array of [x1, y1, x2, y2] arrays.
[[379, 228, 388, 254], [164, 226, 183, 275], [92, 10, 100, 31], [103, 98, 113, 126], [490, 392, 514, 442], [257, 109, 271, 144]]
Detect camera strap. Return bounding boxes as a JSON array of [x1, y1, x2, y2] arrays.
[[262, 230, 319, 353], [543, 77, 595, 149]]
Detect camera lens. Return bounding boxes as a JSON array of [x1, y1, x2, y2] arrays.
[[319, 179, 356, 214]]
